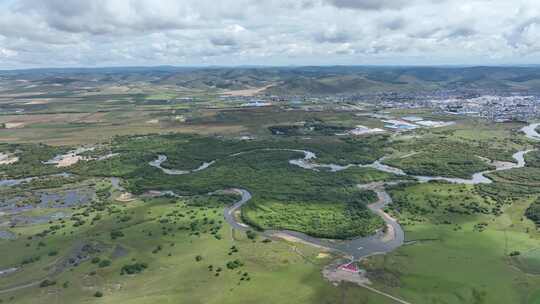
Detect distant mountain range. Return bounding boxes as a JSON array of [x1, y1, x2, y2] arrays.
[[3, 66, 540, 95]]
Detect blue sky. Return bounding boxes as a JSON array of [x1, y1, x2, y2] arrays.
[[0, 0, 539, 69]]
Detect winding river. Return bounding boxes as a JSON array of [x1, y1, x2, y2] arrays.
[[149, 155, 215, 175], [522, 122, 540, 141], [286, 149, 531, 185], [144, 122, 540, 258]]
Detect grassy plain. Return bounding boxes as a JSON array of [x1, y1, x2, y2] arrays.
[[0, 193, 394, 304], [367, 180, 540, 303]]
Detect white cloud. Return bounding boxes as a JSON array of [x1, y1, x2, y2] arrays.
[[322, 0, 408, 11], [0, 0, 540, 68], [0, 48, 17, 58]]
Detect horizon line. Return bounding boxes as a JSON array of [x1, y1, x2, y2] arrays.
[[2, 63, 540, 72]]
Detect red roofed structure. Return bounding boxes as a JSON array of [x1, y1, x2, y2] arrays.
[[338, 261, 359, 273]]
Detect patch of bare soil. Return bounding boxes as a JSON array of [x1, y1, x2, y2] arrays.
[[0, 152, 18, 165], [4, 122, 25, 129], [24, 99, 51, 105], [0, 113, 91, 127], [271, 232, 330, 251], [316, 252, 330, 259], [380, 224, 395, 242], [116, 192, 135, 202], [56, 154, 83, 167], [221, 84, 274, 97]]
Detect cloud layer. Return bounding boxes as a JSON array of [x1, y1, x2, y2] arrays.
[[0, 0, 539, 68]]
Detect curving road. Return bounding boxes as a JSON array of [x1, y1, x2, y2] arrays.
[[223, 189, 252, 231]]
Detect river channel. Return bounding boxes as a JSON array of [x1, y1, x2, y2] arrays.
[[145, 122, 540, 258]]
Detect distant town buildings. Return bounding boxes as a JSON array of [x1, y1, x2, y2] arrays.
[[435, 95, 539, 121], [217, 88, 540, 122]]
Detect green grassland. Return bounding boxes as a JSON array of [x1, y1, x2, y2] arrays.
[[368, 180, 540, 303], [0, 190, 394, 304], [367, 221, 540, 304]]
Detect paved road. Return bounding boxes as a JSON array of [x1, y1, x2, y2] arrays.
[[223, 189, 252, 231]]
